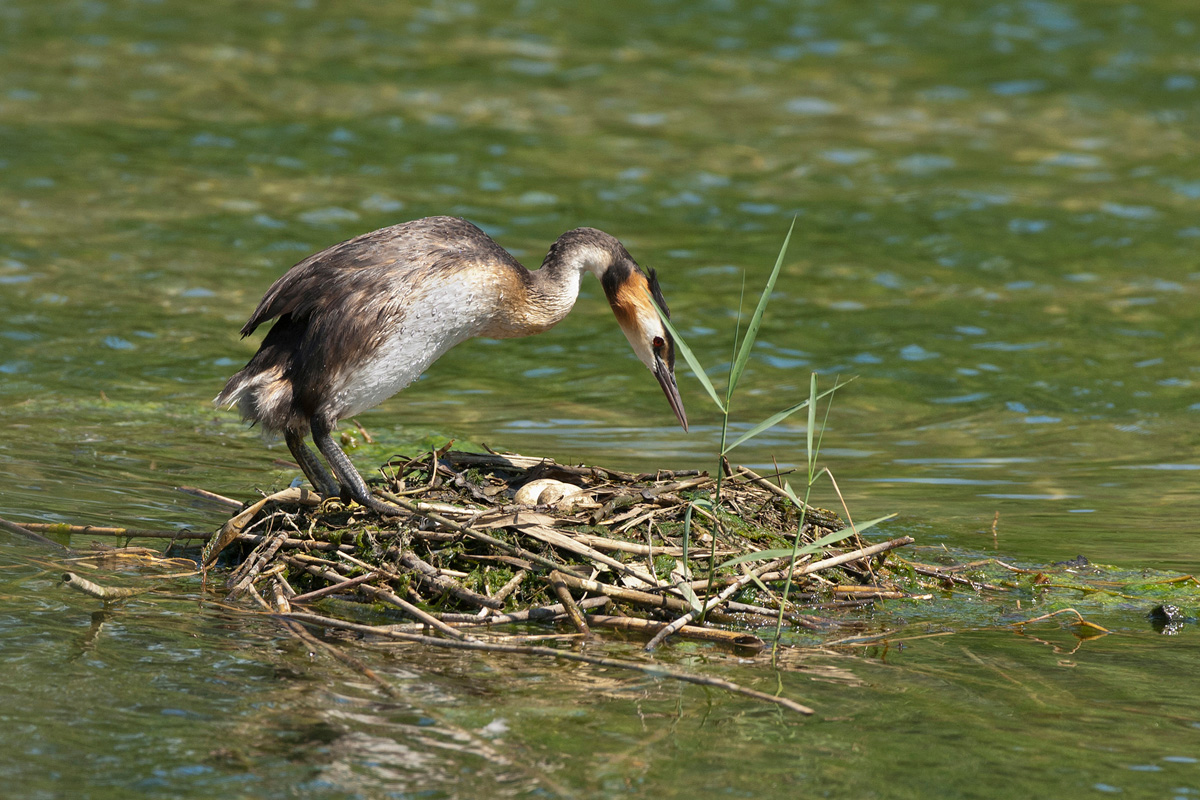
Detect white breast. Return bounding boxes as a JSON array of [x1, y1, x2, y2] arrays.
[[329, 271, 506, 419]]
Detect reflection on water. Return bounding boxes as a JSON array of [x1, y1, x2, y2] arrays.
[[1, 541, 1196, 799], [2, 0, 1199, 797]]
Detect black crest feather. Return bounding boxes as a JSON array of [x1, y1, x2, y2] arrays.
[[646, 268, 671, 318]]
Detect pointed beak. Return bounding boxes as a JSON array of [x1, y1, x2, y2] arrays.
[[654, 355, 689, 432]]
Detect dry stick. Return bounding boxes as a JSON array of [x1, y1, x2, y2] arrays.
[[275, 571, 298, 600], [412, 500, 484, 518], [761, 537, 913, 582], [270, 577, 292, 614], [351, 418, 375, 444], [284, 555, 469, 641], [176, 486, 244, 510], [831, 586, 905, 600], [0, 515, 71, 550], [569, 530, 736, 560], [645, 559, 789, 651], [282, 610, 814, 716], [376, 491, 579, 575], [62, 572, 149, 600], [489, 569, 527, 606], [589, 615, 766, 650], [636, 475, 714, 499], [614, 508, 657, 534], [226, 531, 289, 600], [685, 537, 915, 589], [238, 533, 352, 553], [390, 549, 504, 609], [204, 487, 324, 565], [424, 596, 612, 627], [553, 572, 695, 615], [551, 572, 758, 628], [548, 571, 591, 637], [501, 520, 660, 586], [734, 467, 841, 527]]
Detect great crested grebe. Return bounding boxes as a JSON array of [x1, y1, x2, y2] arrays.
[[216, 215, 688, 513]]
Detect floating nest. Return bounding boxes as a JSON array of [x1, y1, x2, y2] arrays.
[[11, 448, 928, 715], [14, 447, 1169, 715], [200, 449, 916, 653]]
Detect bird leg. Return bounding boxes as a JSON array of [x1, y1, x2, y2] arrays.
[[285, 428, 339, 497], [310, 416, 402, 516]]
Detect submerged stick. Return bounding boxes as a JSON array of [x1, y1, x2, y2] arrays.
[[62, 572, 148, 600], [589, 615, 766, 650], [548, 571, 591, 637], [0, 515, 70, 550], [19, 522, 210, 541], [282, 610, 815, 716], [1012, 608, 1111, 634]]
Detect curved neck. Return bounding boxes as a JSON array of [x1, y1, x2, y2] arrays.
[[488, 228, 626, 338]]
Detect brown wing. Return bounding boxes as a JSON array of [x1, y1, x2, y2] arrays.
[[240, 216, 521, 337]]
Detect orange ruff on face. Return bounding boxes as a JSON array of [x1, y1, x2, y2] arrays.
[[611, 271, 656, 330]]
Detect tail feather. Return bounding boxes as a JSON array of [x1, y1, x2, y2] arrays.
[[214, 366, 299, 434], [217, 312, 310, 434]]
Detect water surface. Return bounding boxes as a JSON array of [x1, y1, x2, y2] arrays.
[[1, 1, 1198, 797]]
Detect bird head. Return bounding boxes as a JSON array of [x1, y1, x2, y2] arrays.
[[602, 260, 689, 432]]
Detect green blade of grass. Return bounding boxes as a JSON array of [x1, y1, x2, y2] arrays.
[[727, 217, 795, 399], [715, 513, 897, 570], [654, 304, 726, 413], [806, 372, 818, 476], [722, 378, 852, 453]]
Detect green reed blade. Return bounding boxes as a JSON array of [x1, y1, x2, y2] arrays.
[[654, 304, 726, 413], [715, 513, 897, 570], [727, 217, 795, 400], [722, 378, 851, 453], [806, 372, 817, 475]]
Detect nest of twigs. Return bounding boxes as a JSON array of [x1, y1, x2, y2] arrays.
[[202, 449, 916, 656], [27, 449, 1179, 715]]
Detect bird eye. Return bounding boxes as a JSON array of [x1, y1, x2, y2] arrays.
[[652, 336, 665, 349]]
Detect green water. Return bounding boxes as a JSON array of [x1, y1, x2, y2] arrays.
[[2, 0, 1198, 796]]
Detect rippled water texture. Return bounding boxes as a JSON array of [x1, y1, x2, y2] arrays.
[[1, 1, 1198, 797]]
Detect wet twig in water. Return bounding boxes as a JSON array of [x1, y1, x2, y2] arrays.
[[62, 572, 149, 601], [281, 609, 815, 715]]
